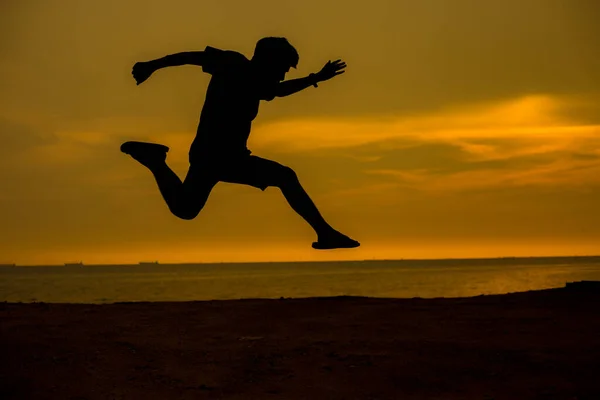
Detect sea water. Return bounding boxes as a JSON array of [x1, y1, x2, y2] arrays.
[[1, 257, 600, 303]]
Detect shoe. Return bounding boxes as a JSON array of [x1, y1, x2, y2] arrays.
[[120, 141, 169, 168], [312, 231, 360, 250]]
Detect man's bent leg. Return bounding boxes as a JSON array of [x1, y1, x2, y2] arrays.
[[276, 167, 359, 248], [219, 155, 359, 249], [121, 141, 215, 220], [278, 169, 335, 236], [150, 163, 216, 220]]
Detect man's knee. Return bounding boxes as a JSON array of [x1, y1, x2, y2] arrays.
[[174, 210, 199, 220], [170, 202, 202, 220], [276, 166, 299, 187]]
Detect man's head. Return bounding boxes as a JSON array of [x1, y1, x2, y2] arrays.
[[251, 37, 299, 82]]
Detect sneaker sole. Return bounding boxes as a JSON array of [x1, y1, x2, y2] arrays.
[[120, 141, 169, 155]]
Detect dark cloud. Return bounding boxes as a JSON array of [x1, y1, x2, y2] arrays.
[[571, 152, 600, 161], [0, 118, 56, 156]]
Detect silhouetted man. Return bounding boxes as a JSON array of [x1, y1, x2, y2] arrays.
[[121, 37, 359, 249]]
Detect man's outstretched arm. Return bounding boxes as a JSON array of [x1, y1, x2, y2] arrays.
[[275, 59, 346, 98], [151, 52, 206, 68], [132, 51, 206, 85]]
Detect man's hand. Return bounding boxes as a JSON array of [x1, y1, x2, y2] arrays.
[[132, 61, 156, 85], [315, 59, 346, 83]]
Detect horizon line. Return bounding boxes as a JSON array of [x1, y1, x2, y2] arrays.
[[4, 254, 600, 267]]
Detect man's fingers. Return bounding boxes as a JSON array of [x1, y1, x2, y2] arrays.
[[325, 59, 344, 67], [325, 63, 346, 73], [329, 61, 346, 71]]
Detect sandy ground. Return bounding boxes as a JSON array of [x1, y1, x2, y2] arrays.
[[1, 285, 600, 400]]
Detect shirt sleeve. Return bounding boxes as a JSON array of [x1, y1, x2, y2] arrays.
[[202, 46, 242, 76]]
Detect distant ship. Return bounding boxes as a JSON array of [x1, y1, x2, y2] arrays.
[[0, 263, 16, 267], [139, 261, 159, 265], [64, 262, 84, 266]]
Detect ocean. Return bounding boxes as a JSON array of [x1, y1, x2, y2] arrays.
[[2, 257, 600, 303]]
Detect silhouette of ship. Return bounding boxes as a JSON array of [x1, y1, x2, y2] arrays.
[[139, 261, 159, 265], [64, 261, 84, 266], [0, 263, 16, 267]]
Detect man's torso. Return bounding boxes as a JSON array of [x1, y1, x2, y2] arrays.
[[191, 46, 273, 158]]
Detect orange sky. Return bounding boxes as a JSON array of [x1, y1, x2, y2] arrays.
[[1, 0, 599, 264]]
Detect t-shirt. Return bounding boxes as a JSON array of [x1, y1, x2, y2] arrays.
[[191, 46, 276, 158]]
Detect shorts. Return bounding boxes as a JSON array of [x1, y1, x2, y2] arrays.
[[188, 150, 291, 191]]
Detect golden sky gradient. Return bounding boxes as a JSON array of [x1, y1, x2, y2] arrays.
[[1, 0, 599, 264]]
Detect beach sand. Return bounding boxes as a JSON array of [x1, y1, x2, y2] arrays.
[[2, 283, 599, 399]]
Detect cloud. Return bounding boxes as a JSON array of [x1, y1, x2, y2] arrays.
[[253, 95, 599, 151], [7, 93, 600, 198], [249, 94, 600, 196], [0, 118, 57, 158], [366, 156, 600, 192]]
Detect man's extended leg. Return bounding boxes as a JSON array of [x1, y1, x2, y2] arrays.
[[219, 155, 360, 249], [278, 169, 360, 249], [120, 141, 216, 220]]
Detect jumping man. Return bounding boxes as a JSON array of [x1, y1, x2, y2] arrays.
[[121, 37, 360, 249]]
